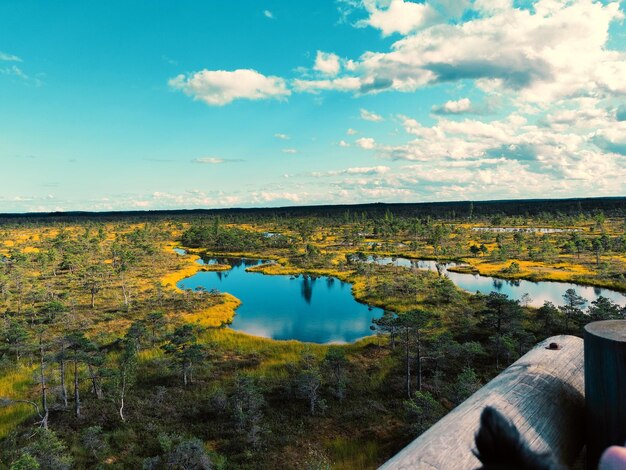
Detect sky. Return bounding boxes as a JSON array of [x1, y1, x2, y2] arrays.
[[1, 0, 626, 213]]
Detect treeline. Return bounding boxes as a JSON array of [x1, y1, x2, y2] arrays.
[[2, 197, 626, 225], [470, 230, 626, 263], [181, 220, 291, 252]]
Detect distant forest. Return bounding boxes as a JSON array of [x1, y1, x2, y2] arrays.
[[1, 197, 626, 223]]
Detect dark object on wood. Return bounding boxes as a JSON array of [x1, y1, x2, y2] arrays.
[[474, 406, 565, 470], [380, 335, 584, 470], [584, 320, 626, 469]]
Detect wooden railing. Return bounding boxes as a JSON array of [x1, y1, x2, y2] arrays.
[[380, 335, 585, 470]]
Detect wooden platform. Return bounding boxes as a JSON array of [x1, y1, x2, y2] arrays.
[[380, 335, 585, 470]]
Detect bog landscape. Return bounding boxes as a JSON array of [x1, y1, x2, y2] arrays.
[[3, 0, 626, 468], [0, 200, 625, 468]]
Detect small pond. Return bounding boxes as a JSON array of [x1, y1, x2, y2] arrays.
[[176, 254, 384, 344]]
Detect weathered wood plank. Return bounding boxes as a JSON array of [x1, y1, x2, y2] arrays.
[[584, 320, 626, 469], [380, 335, 584, 470]]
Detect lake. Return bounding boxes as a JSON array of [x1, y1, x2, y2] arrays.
[[176, 255, 384, 344], [173, 249, 625, 344]]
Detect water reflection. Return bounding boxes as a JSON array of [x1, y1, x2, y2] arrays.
[[301, 275, 314, 304], [177, 257, 384, 343], [367, 256, 626, 307]]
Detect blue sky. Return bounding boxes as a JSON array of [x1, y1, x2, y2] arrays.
[[1, 0, 626, 212]]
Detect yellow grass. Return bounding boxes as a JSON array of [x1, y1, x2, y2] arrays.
[[160, 243, 204, 289], [0, 218, 622, 450], [461, 257, 595, 282], [246, 262, 346, 280], [185, 294, 241, 328]]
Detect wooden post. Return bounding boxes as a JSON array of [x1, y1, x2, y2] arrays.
[[584, 320, 626, 469], [380, 335, 585, 470]]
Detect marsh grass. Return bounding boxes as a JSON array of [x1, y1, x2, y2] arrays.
[[0, 366, 36, 438], [326, 437, 381, 470], [1, 215, 625, 468]]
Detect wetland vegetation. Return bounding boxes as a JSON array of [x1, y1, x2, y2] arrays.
[[0, 199, 625, 469]]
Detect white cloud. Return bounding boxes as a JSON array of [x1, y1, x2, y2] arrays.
[[294, 0, 625, 103], [155, 0, 626, 204], [170, 1, 626, 111], [292, 76, 361, 93], [264, 10, 274, 19], [274, 133, 290, 140], [282, 148, 298, 154], [474, 0, 513, 14], [356, 137, 376, 149], [360, 108, 384, 121], [314, 51, 341, 75], [360, 0, 439, 36], [169, 69, 290, 106], [311, 165, 390, 177], [150, 190, 242, 207], [0, 52, 21, 62], [432, 98, 473, 115], [192, 157, 244, 164], [0, 65, 43, 86], [252, 191, 303, 203], [356, 97, 626, 196], [434, 0, 472, 18]]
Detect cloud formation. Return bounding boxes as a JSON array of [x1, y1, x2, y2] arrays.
[[356, 137, 376, 149], [169, 69, 290, 106], [358, 0, 439, 36], [0, 52, 21, 62], [160, 0, 626, 206], [311, 165, 390, 177], [432, 98, 474, 115], [296, 0, 625, 103], [314, 51, 341, 75], [169, 1, 626, 110], [192, 157, 244, 164], [348, 97, 626, 197], [360, 108, 384, 121], [0, 64, 43, 86]]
